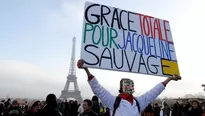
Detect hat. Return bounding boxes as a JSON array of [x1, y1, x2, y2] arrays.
[[29, 100, 40, 108]]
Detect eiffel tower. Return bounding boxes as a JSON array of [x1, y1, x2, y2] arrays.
[[60, 36, 82, 103]]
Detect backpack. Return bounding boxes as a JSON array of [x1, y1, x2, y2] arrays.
[[112, 96, 140, 116]]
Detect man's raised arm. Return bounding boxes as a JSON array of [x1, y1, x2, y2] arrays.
[[136, 75, 181, 113], [77, 59, 115, 110]]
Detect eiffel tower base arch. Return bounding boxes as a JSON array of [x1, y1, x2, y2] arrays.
[[60, 90, 83, 103]]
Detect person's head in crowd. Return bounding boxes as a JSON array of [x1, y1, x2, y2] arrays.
[[91, 96, 98, 101], [30, 101, 41, 113], [91, 96, 99, 106], [154, 103, 159, 107], [0, 102, 4, 107], [74, 100, 78, 105], [69, 100, 74, 104], [119, 78, 134, 95], [188, 99, 192, 104], [46, 94, 57, 108], [192, 100, 200, 109], [144, 104, 153, 112], [12, 100, 18, 108], [83, 99, 93, 112]]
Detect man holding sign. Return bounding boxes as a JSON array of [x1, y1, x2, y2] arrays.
[[77, 59, 181, 116], [79, 1, 181, 116]]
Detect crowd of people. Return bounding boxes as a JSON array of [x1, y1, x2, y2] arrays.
[[0, 94, 205, 116]]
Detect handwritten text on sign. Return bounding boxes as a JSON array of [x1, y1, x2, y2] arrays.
[[80, 2, 180, 76]]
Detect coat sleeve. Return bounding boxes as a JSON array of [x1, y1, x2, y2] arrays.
[[136, 82, 165, 113], [88, 76, 115, 110]]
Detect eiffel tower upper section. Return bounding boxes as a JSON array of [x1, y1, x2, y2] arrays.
[[68, 36, 76, 76]]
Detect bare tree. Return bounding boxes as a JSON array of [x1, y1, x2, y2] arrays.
[[194, 92, 205, 99], [184, 94, 196, 98]]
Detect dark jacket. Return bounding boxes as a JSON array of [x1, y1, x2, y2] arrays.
[[39, 105, 61, 116], [24, 110, 40, 116], [4, 106, 22, 116], [79, 110, 98, 116], [188, 107, 203, 116]]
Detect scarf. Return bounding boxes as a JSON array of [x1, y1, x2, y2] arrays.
[[119, 93, 134, 104]]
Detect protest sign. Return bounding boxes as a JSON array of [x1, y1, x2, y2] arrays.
[[80, 2, 180, 77]]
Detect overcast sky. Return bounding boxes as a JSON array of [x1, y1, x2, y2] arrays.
[[0, 0, 205, 100]]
